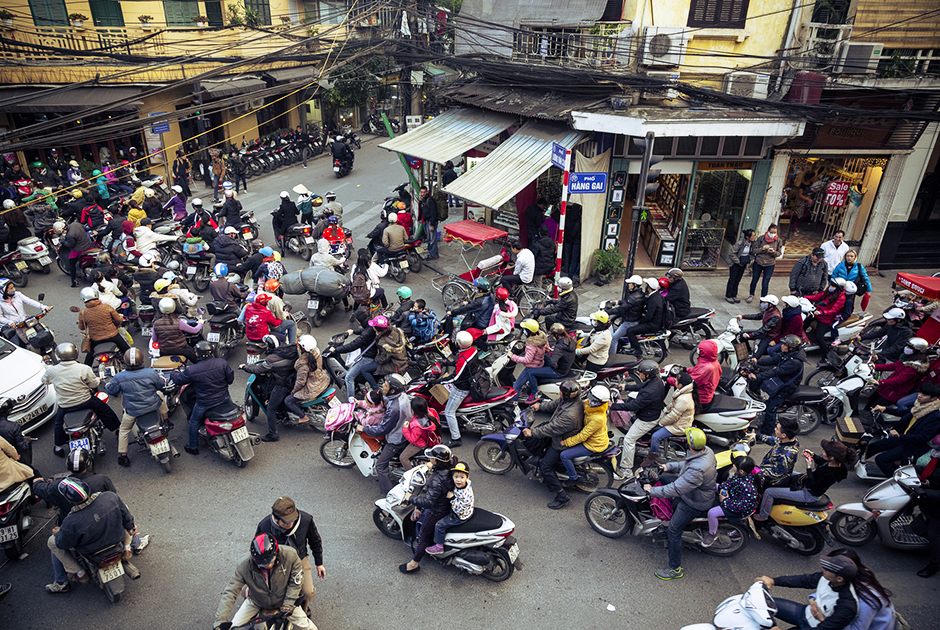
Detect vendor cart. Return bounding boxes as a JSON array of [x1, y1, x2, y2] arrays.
[[894, 272, 940, 344]]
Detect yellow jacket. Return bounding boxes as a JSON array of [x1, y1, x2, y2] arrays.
[[563, 401, 610, 452], [128, 207, 147, 226]]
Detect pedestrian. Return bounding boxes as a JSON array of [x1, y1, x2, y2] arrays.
[[831, 249, 872, 311], [210, 150, 225, 202], [789, 247, 829, 297], [523, 198, 548, 247], [229, 150, 247, 194], [726, 229, 755, 303], [419, 185, 439, 260], [747, 224, 782, 303], [821, 230, 849, 276], [172, 150, 191, 197]]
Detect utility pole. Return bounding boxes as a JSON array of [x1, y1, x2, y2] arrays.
[[623, 131, 662, 299]]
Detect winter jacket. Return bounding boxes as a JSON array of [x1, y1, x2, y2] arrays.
[[163, 195, 187, 221], [80, 203, 105, 229], [215, 546, 304, 628], [153, 313, 189, 354], [576, 327, 612, 364], [209, 279, 246, 306], [510, 331, 548, 368], [291, 349, 329, 401], [757, 434, 800, 488], [78, 299, 123, 341], [546, 334, 576, 377], [420, 195, 438, 227], [220, 198, 243, 227], [374, 326, 408, 376], [61, 221, 94, 254], [485, 300, 518, 342], [234, 251, 263, 280], [0, 436, 33, 491], [55, 491, 134, 555], [832, 261, 872, 294], [244, 345, 299, 388], [441, 346, 479, 391], [0, 419, 27, 459], [354, 398, 385, 427], [531, 396, 585, 451], [133, 226, 177, 254], [33, 473, 115, 517], [886, 402, 940, 451], [874, 359, 929, 403], [650, 447, 717, 511], [273, 200, 298, 233], [639, 291, 665, 328], [862, 322, 913, 363], [753, 233, 783, 267], [538, 290, 578, 328], [717, 473, 759, 517], [170, 357, 234, 407], [789, 256, 829, 295], [410, 467, 455, 513], [665, 278, 691, 322], [780, 307, 810, 343], [562, 402, 609, 453], [389, 299, 415, 334], [659, 382, 696, 436], [382, 223, 408, 251], [611, 288, 647, 323], [755, 348, 806, 393], [255, 511, 323, 565], [806, 290, 846, 325], [362, 393, 411, 444], [94, 278, 123, 310], [614, 375, 667, 424], [689, 340, 721, 404], [42, 360, 98, 407], [728, 236, 754, 266], [105, 368, 165, 416], [402, 410, 440, 448], [531, 234, 556, 276], [771, 572, 859, 630], [335, 327, 379, 359], [212, 234, 248, 268], [743, 305, 782, 339], [244, 302, 281, 341]]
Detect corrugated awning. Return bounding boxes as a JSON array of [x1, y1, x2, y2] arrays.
[[202, 78, 266, 99], [378, 108, 517, 165], [0, 86, 143, 113], [444, 121, 586, 209], [265, 67, 315, 83]]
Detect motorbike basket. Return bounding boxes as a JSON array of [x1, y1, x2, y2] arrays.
[[733, 340, 749, 362], [28, 330, 54, 350]]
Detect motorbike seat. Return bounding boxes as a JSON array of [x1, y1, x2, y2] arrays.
[[446, 508, 505, 535], [572, 443, 619, 464], [135, 410, 162, 431], [789, 385, 827, 403], [63, 408, 95, 431], [606, 355, 639, 368], [469, 387, 510, 402], [842, 314, 860, 327], [783, 494, 831, 510], [210, 312, 237, 324], [705, 393, 749, 414], [92, 342, 120, 354], [151, 355, 186, 369], [674, 308, 712, 326], [0, 481, 29, 503], [206, 301, 234, 316], [206, 400, 241, 421], [82, 541, 126, 565]]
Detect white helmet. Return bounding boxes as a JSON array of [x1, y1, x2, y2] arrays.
[[224, 189, 234, 198], [222, 181, 233, 190], [298, 335, 317, 352], [144, 188, 155, 198], [325, 191, 337, 200], [158, 297, 176, 314], [191, 198, 203, 207], [908, 337, 929, 352], [798, 297, 815, 314], [455, 331, 473, 349], [760, 294, 779, 306], [557, 277, 573, 291], [884, 307, 906, 321], [139, 252, 156, 267], [171, 185, 183, 193], [388, 212, 398, 224], [644, 277, 660, 291], [2, 199, 13, 209], [223, 226, 238, 235], [781, 295, 801, 309], [589, 385, 611, 404], [79, 286, 98, 302], [279, 191, 290, 199], [53, 220, 66, 234], [627, 274, 643, 286], [335, 136, 343, 143], [844, 281, 857, 295]]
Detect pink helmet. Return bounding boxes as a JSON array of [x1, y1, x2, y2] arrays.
[[368, 315, 389, 329]]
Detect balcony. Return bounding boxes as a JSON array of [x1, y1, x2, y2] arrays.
[[511, 24, 635, 69]]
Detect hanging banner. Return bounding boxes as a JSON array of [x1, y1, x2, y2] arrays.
[[826, 180, 851, 206]]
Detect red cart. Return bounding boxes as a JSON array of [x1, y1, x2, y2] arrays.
[[895, 272, 940, 344]]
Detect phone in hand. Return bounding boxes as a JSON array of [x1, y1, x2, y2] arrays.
[[803, 449, 813, 462]]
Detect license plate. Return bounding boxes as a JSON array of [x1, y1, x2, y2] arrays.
[[400, 260, 409, 269], [328, 397, 340, 408], [0, 525, 18, 543], [17, 403, 48, 425], [246, 353, 261, 364], [149, 439, 170, 456], [39, 256, 52, 265], [242, 232, 252, 240], [70, 437, 90, 451], [507, 543, 519, 563], [231, 426, 249, 442], [26, 327, 37, 339], [206, 332, 220, 343], [187, 266, 196, 275], [440, 345, 452, 358], [305, 236, 315, 244], [333, 166, 340, 172], [98, 562, 124, 582], [308, 299, 319, 309], [99, 365, 114, 379], [52, 237, 60, 246], [14, 261, 26, 270]]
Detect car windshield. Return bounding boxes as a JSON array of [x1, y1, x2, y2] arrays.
[[0, 337, 16, 359]]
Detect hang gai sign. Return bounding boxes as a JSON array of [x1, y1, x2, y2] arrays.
[[569, 172, 608, 194]]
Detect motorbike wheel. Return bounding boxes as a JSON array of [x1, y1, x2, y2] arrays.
[[361, 122, 372, 134], [828, 512, 878, 546], [249, 161, 263, 177], [584, 493, 630, 538], [516, 288, 548, 320], [481, 548, 514, 582], [575, 463, 614, 493], [388, 264, 405, 283], [244, 389, 259, 421], [473, 440, 513, 475], [193, 269, 210, 293], [27, 260, 49, 274], [805, 367, 841, 387], [785, 525, 826, 556], [297, 243, 311, 261], [320, 437, 354, 467], [216, 329, 234, 360], [310, 308, 324, 327], [233, 452, 247, 468], [162, 459, 172, 474], [643, 339, 668, 364], [6, 267, 27, 287], [778, 403, 822, 435], [56, 253, 69, 275], [373, 507, 402, 539], [701, 522, 749, 557], [441, 281, 472, 309], [679, 322, 713, 349], [407, 250, 423, 273]]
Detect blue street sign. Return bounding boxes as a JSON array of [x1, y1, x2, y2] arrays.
[[551, 142, 567, 170], [148, 111, 169, 134], [568, 172, 608, 194]]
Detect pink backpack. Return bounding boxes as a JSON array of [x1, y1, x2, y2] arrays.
[[649, 482, 674, 521], [324, 402, 355, 431]]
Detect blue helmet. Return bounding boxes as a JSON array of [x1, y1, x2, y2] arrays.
[[214, 263, 228, 277], [59, 477, 90, 504], [259, 247, 274, 257], [328, 216, 338, 224]]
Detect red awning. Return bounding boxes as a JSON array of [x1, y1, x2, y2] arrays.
[[443, 220, 507, 247], [895, 272, 940, 300]]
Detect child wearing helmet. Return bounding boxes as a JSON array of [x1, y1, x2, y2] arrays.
[[244, 292, 284, 343], [509, 319, 549, 402], [575, 311, 612, 373], [736, 294, 782, 358], [638, 372, 697, 468], [703, 455, 758, 547], [557, 385, 611, 488], [389, 286, 416, 335], [464, 287, 518, 345]]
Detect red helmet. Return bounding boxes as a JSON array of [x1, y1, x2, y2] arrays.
[[657, 277, 671, 290], [495, 287, 510, 301], [254, 293, 271, 306], [263, 279, 280, 293]]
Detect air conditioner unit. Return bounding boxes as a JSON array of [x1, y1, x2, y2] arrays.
[[249, 98, 265, 110], [834, 42, 883, 74], [232, 102, 250, 114], [645, 71, 681, 99], [641, 26, 688, 68], [723, 71, 770, 99]]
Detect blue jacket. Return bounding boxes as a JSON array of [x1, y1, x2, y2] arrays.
[[170, 357, 234, 407], [106, 367, 165, 416], [363, 393, 410, 444], [832, 261, 872, 293]]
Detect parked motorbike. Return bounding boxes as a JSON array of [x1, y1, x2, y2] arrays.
[[131, 408, 179, 473], [679, 581, 776, 630], [244, 372, 337, 432], [179, 385, 259, 467], [205, 301, 245, 360], [0, 249, 28, 287], [0, 480, 34, 561], [63, 392, 110, 470], [373, 463, 520, 581], [16, 236, 53, 274]]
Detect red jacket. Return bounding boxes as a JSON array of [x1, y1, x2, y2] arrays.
[[874, 359, 929, 402], [805, 290, 846, 325], [688, 339, 721, 404], [245, 302, 281, 341], [778, 308, 809, 343], [402, 409, 440, 447]]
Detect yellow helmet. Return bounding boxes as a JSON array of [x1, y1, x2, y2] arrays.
[[311, 197, 323, 207], [685, 427, 707, 451], [72, 189, 83, 198], [154, 278, 171, 293], [520, 319, 540, 334], [590, 310, 609, 324]]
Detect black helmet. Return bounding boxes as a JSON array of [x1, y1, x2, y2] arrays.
[[637, 360, 659, 376], [58, 477, 90, 504], [781, 334, 804, 350], [66, 448, 90, 473], [424, 444, 453, 463], [124, 347, 144, 368], [0, 398, 13, 417], [250, 533, 278, 567], [195, 341, 214, 359], [559, 379, 580, 399]]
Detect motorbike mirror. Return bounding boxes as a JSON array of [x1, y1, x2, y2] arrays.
[[37, 293, 44, 301], [69, 306, 80, 313]]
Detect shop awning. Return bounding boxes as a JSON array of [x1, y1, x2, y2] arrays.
[[443, 121, 586, 209], [378, 108, 517, 165], [202, 78, 267, 99], [265, 67, 315, 83], [0, 86, 143, 113], [895, 273, 940, 300], [570, 107, 804, 138]]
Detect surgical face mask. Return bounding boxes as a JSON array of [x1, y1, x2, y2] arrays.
[[760, 302, 769, 310], [827, 286, 837, 292], [904, 347, 915, 355]]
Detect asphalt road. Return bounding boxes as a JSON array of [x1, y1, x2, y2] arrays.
[[1, 138, 936, 629]]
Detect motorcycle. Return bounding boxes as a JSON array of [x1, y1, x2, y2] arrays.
[[0, 480, 34, 561], [473, 409, 620, 492], [679, 581, 776, 630], [669, 307, 717, 350], [13, 302, 57, 363], [244, 372, 337, 432], [580, 319, 671, 364], [182, 243, 213, 293], [373, 463, 520, 582], [319, 409, 412, 485], [205, 301, 245, 360], [178, 385, 259, 467], [16, 236, 53, 274], [63, 392, 110, 471], [800, 297, 874, 353], [488, 339, 594, 400], [384, 240, 425, 283], [283, 223, 315, 260], [90, 339, 127, 384], [408, 364, 518, 436], [0, 249, 28, 287], [333, 156, 352, 178], [74, 540, 137, 603], [131, 408, 179, 473], [689, 317, 751, 368]]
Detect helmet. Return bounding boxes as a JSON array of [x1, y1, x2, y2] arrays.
[[368, 315, 389, 329], [388, 213, 398, 223], [154, 279, 171, 293], [66, 448, 90, 473], [520, 319, 540, 334], [120, 159, 128, 165], [262, 334, 279, 350], [53, 220, 67, 235], [124, 347, 144, 367], [325, 191, 337, 200], [658, 277, 671, 290], [830, 277, 847, 289], [139, 252, 156, 267], [559, 379, 581, 399], [79, 286, 99, 302], [781, 334, 804, 350], [385, 373, 407, 394], [781, 295, 801, 309], [214, 263, 228, 277], [884, 308, 906, 320], [250, 533, 278, 567], [627, 274, 643, 287], [637, 360, 659, 376], [56, 342, 78, 362], [844, 281, 857, 295], [195, 341, 213, 359], [425, 444, 453, 463], [495, 287, 509, 301], [58, 478, 90, 505], [158, 297, 177, 314], [685, 427, 707, 451], [171, 185, 183, 194], [455, 330, 473, 349], [557, 277, 573, 291], [162, 270, 178, 281], [907, 337, 929, 352], [280, 191, 290, 199], [550, 323, 567, 336], [259, 247, 274, 257], [2, 199, 13, 210], [144, 188, 155, 198], [666, 268, 683, 280], [254, 293, 271, 306], [192, 198, 203, 207], [298, 335, 317, 352], [222, 181, 233, 190], [397, 286, 412, 299], [590, 310, 609, 324], [327, 216, 338, 225], [588, 385, 611, 406], [473, 277, 492, 292], [224, 189, 234, 198], [263, 279, 280, 293], [250, 239, 264, 251], [167, 260, 181, 272], [760, 294, 779, 306], [92, 169, 101, 176], [71, 190, 82, 199], [223, 226, 238, 235], [395, 201, 406, 211], [644, 278, 661, 291]]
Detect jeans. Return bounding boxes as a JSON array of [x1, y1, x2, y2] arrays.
[[749, 264, 774, 298], [560, 443, 594, 480], [514, 366, 560, 398], [773, 598, 813, 629], [649, 426, 674, 454], [444, 387, 470, 439], [187, 400, 209, 449], [866, 437, 907, 477], [83, 333, 131, 366], [759, 480, 818, 519], [233, 172, 247, 193], [266, 384, 291, 436], [433, 512, 465, 545], [377, 440, 407, 495], [54, 396, 121, 448], [726, 263, 747, 299], [424, 221, 439, 258], [283, 393, 306, 417], [273, 319, 296, 345], [345, 358, 378, 399], [610, 320, 639, 357], [211, 174, 221, 200], [666, 500, 703, 570], [895, 392, 917, 415], [539, 446, 564, 494]]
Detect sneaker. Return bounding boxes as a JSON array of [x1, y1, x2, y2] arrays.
[[68, 571, 89, 583], [725, 297, 736, 304], [746, 295, 755, 304], [118, 455, 131, 468], [446, 438, 462, 448], [734, 298, 741, 303], [45, 581, 70, 594], [425, 544, 445, 555], [525, 394, 541, 404], [53, 446, 66, 458], [701, 532, 717, 547], [547, 494, 571, 510], [0, 583, 10, 597], [654, 567, 684, 580], [261, 433, 280, 442], [133, 535, 150, 555]]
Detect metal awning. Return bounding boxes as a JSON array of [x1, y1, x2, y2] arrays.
[[265, 67, 315, 83], [202, 78, 267, 99], [444, 121, 586, 209], [0, 86, 143, 113], [378, 108, 517, 165]]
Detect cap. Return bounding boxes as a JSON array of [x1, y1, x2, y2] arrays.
[[820, 555, 857, 580], [272, 496, 299, 522], [812, 247, 825, 257], [451, 462, 470, 475]]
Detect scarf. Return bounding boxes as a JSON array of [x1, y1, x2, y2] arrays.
[[905, 399, 940, 433], [920, 452, 939, 482], [764, 232, 777, 242]]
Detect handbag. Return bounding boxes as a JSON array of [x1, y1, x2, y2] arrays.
[[760, 369, 801, 398], [78, 313, 91, 353], [894, 611, 911, 630]]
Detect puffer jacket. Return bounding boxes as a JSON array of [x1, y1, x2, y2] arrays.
[[215, 547, 304, 627], [61, 221, 94, 254], [874, 358, 930, 403], [291, 349, 329, 400], [152, 313, 188, 353], [510, 331, 548, 368], [649, 447, 718, 511], [562, 402, 609, 453], [806, 289, 846, 325], [485, 300, 518, 342], [613, 375, 666, 424], [576, 327, 612, 363], [546, 334, 576, 377], [211, 234, 248, 267], [688, 340, 720, 404], [78, 299, 123, 341], [665, 278, 691, 322], [410, 467, 456, 513], [105, 368, 165, 416], [531, 397, 584, 451], [531, 234, 556, 276], [639, 291, 664, 328], [170, 357, 235, 407], [243, 345, 299, 388], [755, 348, 806, 394], [538, 290, 578, 327], [220, 198, 243, 227], [742, 305, 782, 338], [55, 491, 134, 555], [779, 307, 809, 343], [374, 326, 408, 376], [659, 382, 696, 436]]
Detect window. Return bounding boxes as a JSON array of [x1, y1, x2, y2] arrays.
[[687, 0, 749, 29], [89, 1, 124, 27], [244, 0, 272, 26], [163, 1, 200, 26], [28, 0, 68, 26], [318, 1, 347, 24], [205, 1, 224, 27]]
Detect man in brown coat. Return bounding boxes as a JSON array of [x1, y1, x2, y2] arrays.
[[77, 286, 130, 366], [378, 212, 408, 263]]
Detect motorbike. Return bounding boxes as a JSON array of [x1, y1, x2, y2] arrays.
[[851, 409, 901, 483], [385, 240, 425, 283], [0, 480, 34, 561], [131, 408, 179, 473], [319, 409, 412, 485], [829, 464, 929, 550], [583, 466, 750, 556], [63, 392, 110, 471], [473, 409, 620, 492], [804, 339, 877, 387], [244, 372, 337, 432], [333, 155, 352, 178], [90, 339, 127, 384], [341, 129, 361, 149], [408, 364, 518, 435], [182, 245, 213, 293], [16, 236, 53, 274], [669, 307, 718, 350], [362, 112, 400, 136], [799, 297, 874, 353], [11, 297, 57, 363], [283, 222, 315, 260], [580, 320, 671, 364], [205, 301, 245, 360], [679, 581, 777, 630], [0, 249, 28, 287], [55, 245, 102, 278], [373, 463, 520, 582], [178, 385, 259, 467], [74, 540, 138, 603], [383, 182, 413, 216], [488, 339, 594, 400], [137, 303, 155, 337]]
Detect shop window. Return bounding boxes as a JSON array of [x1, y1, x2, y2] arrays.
[[676, 137, 698, 156], [721, 136, 743, 156], [700, 136, 720, 156], [28, 0, 68, 26], [244, 0, 272, 26], [693, 169, 751, 245], [687, 0, 750, 29], [205, 1, 224, 26], [744, 136, 764, 156], [627, 137, 644, 156], [654, 136, 672, 155], [613, 134, 626, 157], [811, 0, 849, 24], [163, 2, 200, 26]]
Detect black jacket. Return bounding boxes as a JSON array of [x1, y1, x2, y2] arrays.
[[335, 327, 378, 359], [531, 396, 584, 451], [212, 234, 248, 267], [531, 234, 556, 276], [665, 278, 691, 322], [35, 472, 116, 517], [862, 321, 913, 363], [220, 198, 243, 227], [367, 220, 389, 249], [639, 291, 664, 328], [789, 256, 829, 295], [0, 418, 28, 456], [452, 295, 495, 330], [331, 141, 352, 161], [756, 348, 807, 393], [134, 267, 165, 298], [255, 511, 323, 565], [410, 468, 455, 513], [772, 572, 858, 630], [243, 345, 299, 388], [273, 200, 298, 234], [390, 299, 414, 335], [170, 357, 235, 407], [546, 334, 576, 376], [538, 291, 578, 328], [608, 289, 646, 323], [235, 251, 264, 280], [420, 196, 438, 227], [614, 376, 666, 424], [143, 198, 163, 220], [55, 491, 134, 555]]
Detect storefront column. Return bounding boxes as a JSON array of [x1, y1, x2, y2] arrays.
[[859, 154, 909, 267], [757, 153, 790, 233]]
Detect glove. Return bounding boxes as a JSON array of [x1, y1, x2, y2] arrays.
[[280, 604, 295, 614]]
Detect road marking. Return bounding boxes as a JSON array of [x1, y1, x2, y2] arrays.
[[344, 203, 383, 233]]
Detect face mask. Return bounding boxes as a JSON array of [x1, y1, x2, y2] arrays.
[[760, 302, 769, 310], [765, 232, 777, 241], [904, 347, 915, 355], [827, 286, 836, 292]]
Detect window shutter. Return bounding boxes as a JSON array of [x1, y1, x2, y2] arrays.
[[28, 0, 68, 26], [688, 0, 749, 29]]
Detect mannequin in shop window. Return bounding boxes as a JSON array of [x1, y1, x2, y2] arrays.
[[786, 176, 814, 235]]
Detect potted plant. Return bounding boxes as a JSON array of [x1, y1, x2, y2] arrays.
[[0, 10, 15, 28], [192, 15, 208, 27], [280, 15, 292, 26], [592, 247, 626, 285], [69, 13, 88, 28], [138, 15, 154, 28]]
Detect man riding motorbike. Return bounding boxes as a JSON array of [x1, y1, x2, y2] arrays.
[[611, 359, 667, 477], [357, 374, 412, 495], [747, 334, 807, 436], [524, 379, 584, 510], [331, 135, 354, 171], [532, 276, 577, 330], [608, 275, 647, 357], [209, 263, 248, 307], [664, 268, 691, 322], [170, 340, 235, 456], [240, 334, 299, 443], [625, 278, 664, 358], [105, 347, 169, 467]]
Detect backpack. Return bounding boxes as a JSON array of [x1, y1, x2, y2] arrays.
[[662, 299, 676, 330], [433, 190, 449, 222], [411, 310, 439, 341], [467, 359, 491, 400], [350, 267, 370, 303]]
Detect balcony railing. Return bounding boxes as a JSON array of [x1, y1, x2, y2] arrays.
[[511, 26, 636, 69]]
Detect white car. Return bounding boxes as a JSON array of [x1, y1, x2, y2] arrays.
[[0, 337, 57, 434]]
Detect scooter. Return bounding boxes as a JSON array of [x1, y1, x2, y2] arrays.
[[576, 315, 671, 364], [178, 385, 259, 467], [90, 339, 127, 384], [690, 318, 750, 368], [63, 392, 110, 471], [408, 364, 518, 435], [205, 301, 245, 360], [333, 156, 352, 178], [669, 307, 718, 350], [800, 297, 874, 353], [851, 409, 900, 483], [679, 581, 776, 630], [385, 240, 424, 283], [74, 540, 138, 603], [12, 298, 57, 363], [131, 408, 179, 474], [16, 236, 53, 274], [283, 222, 315, 260], [0, 249, 28, 287], [0, 480, 34, 561], [720, 363, 833, 435], [804, 339, 877, 387], [373, 463, 520, 582], [244, 372, 337, 432], [488, 339, 593, 400], [829, 464, 929, 550], [318, 406, 415, 485]]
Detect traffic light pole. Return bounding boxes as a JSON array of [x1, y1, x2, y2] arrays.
[[623, 131, 657, 299]]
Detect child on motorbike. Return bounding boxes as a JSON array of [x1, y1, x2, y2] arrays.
[[703, 456, 758, 547], [426, 462, 474, 555], [400, 397, 441, 470], [354, 390, 386, 451]]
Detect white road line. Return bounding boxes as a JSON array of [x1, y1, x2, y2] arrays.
[[344, 203, 384, 233]]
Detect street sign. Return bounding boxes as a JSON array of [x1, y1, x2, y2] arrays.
[[550, 142, 566, 170], [568, 172, 608, 194], [148, 111, 169, 134]]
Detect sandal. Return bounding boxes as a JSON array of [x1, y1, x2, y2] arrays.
[[399, 563, 420, 574], [296, 416, 310, 424]]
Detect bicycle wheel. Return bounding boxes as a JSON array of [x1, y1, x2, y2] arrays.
[[441, 281, 471, 308], [518, 288, 549, 319]]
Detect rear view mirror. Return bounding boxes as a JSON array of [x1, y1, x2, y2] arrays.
[[38, 293, 44, 301]]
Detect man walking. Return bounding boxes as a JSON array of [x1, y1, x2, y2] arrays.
[[419, 185, 439, 260]]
